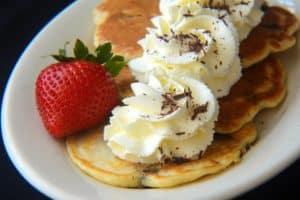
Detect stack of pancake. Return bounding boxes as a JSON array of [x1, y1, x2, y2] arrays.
[[67, 0, 299, 188]]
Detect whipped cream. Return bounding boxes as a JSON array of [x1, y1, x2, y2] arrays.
[[104, 0, 263, 164], [160, 0, 264, 40], [104, 74, 218, 164], [129, 9, 241, 97]]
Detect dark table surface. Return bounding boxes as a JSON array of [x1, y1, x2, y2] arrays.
[[1, 1, 300, 199]]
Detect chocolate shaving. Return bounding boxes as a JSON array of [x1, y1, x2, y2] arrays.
[[204, 0, 231, 14], [218, 13, 227, 19], [173, 93, 186, 101], [158, 146, 164, 155], [191, 102, 209, 120], [161, 93, 179, 116], [175, 132, 186, 136], [186, 100, 189, 109], [218, 13, 228, 26], [172, 87, 193, 101], [183, 10, 194, 17], [198, 151, 204, 159], [174, 90, 191, 101], [236, 0, 250, 6], [174, 33, 206, 54], [166, 157, 190, 164], [156, 34, 169, 43], [185, 87, 193, 99], [170, 29, 175, 35]]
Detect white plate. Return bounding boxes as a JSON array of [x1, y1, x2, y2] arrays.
[[2, 0, 300, 199]]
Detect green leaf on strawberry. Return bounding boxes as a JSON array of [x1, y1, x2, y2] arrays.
[[59, 41, 70, 57], [96, 43, 113, 63], [105, 60, 126, 77], [51, 39, 126, 77], [74, 39, 89, 59]]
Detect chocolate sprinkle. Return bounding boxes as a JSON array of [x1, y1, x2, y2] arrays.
[[173, 93, 187, 101], [218, 13, 228, 26], [173, 88, 192, 101], [175, 132, 186, 136], [204, 0, 231, 14], [166, 157, 190, 164], [161, 93, 179, 116], [237, 0, 250, 6], [156, 34, 169, 43], [158, 146, 164, 155], [191, 102, 209, 120], [183, 10, 194, 17], [203, 30, 211, 34], [179, 33, 205, 54], [198, 151, 204, 159]]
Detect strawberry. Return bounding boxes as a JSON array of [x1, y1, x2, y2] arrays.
[[36, 39, 126, 138]]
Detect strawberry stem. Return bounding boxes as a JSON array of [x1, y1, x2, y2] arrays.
[[52, 39, 127, 77]]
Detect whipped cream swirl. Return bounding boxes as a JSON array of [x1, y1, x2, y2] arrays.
[[104, 0, 263, 164], [160, 0, 264, 40], [129, 9, 241, 97], [104, 75, 218, 164]]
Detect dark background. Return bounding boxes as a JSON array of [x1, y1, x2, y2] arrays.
[[0, 1, 299, 199]]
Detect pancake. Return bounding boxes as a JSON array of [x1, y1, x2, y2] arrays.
[[93, 0, 159, 60], [67, 123, 257, 188], [67, 128, 143, 188], [216, 57, 286, 134], [94, 1, 299, 65], [114, 67, 135, 98], [240, 6, 300, 68]]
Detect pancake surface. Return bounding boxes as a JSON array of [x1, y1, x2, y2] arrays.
[[114, 67, 135, 98], [67, 123, 257, 188], [216, 57, 286, 134], [240, 6, 300, 68], [67, 128, 143, 187], [94, 2, 299, 65], [94, 0, 159, 60]]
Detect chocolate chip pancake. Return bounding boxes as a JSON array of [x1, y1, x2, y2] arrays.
[[94, 0, 159, 60], [94, 1, 298, 65], [240, 6, 300, 68], [67, 123, 257, 188], [216, 57, 286, 133]]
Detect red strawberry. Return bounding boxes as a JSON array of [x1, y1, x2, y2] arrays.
[[36, 40, 126, 138]]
